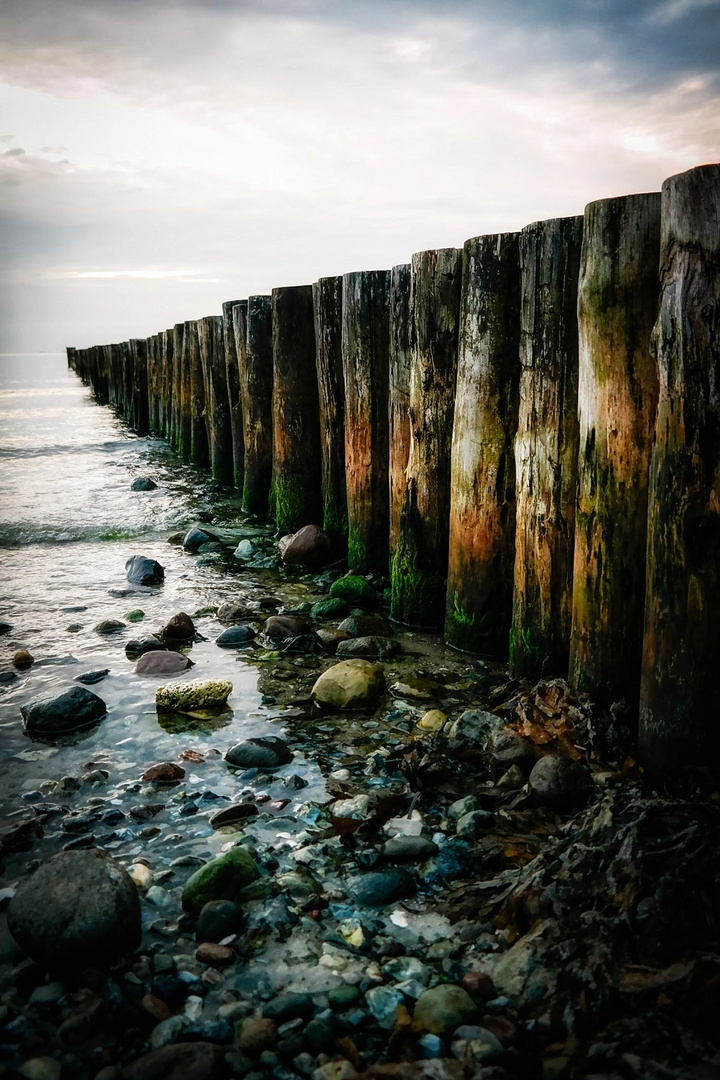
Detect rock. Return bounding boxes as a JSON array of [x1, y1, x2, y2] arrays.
[[155, 679, 232, 712], [94, 619, 126, 635], [125, 636, 167, 659], [447, 709, 502, 744], [75, 669, 110, 685], [216, 601, 251, 625], [336, 636, 399, 659], [131, 476, 157, 491], [18, 1058, 62, 1080], [311, 659, 385, 709], [126, 608, 145, 622], [488, 727, 535, 767], [328, 984, 362, 1010], [7, 849, 140, 971], [310, 598, 348, 619], [160, 612, 195, 644], [418, 710, 447, 732], [332, 793, 369, 819], [490, 920, 555, 1006], [382, 835, 439, 862], [21, 686, 107, 736], [0, 669, 16, 684], [338, 614, 391, 637], [122, 1042, 225, 1080], [497, 764, 525, 788], [263, 991, 313, 1021], [280, 524, 333, 567], [125, 555, 165, 586], [456, 810, 493, 838], [234, 539, 256, 559], [448, 796, 480, 822], [225, 737, 293, 769], [264, 614, 312, 640], [195, 899, 244, 943], [329, 575, 378, 608], [312, 1063, 357, 1080], [209, 802, 259, 828], [195, 941, 234, 967], [136, 651, 192, 676], [181, 847, 260, 913], [183, 528, 218, 553], [129, 864, 154, 891], [237, 1017, 278, 1053], [413, 985, 476, 1034], [315, 628, 349, 653], [366, 985, 404, 1029], [450, 1025, 503, 1063], [349, 868, 416, 907], [528, 755, 591, 809], [142, 762, 186, 784], [0, 621, 13, 635], [216, 625, 256, 647], [13, 650, 34, 668]]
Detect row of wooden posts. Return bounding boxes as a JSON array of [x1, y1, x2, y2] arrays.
[[68, 162, 720, 775]]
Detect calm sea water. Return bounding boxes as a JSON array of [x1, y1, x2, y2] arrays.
[[0, 355, 323, 810]]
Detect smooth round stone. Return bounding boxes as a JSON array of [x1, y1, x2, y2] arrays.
[[181, 848, 259, 913], [234, 539, 256, 560], [75, 669, 110, 685], [125, 555, 165, 585], [413, 984, 477, 1034], [263, 614, 311, 640], [195, 942, 234, 967], [348, 868, 416, 907], [7, 849, 140, 971], [161, 612, 195, 643], [311, 659, 385, 710], [122, 1042, 225, 1080], [135, 651, 192, 676], [141, 762, 186, 784], [216, 601, 251, 625], [310, 598, 348, 619], [209, 802, 259, 828], [94, 619, 125, 635], [183, 527, 218, 553], [336, 636, 399, 659], [125, 636, 167, 659], [126, 609, 145, 622], [338, 614, 391, 637], [225, 737, 293, 770], [21, 686, 106, 736], [418, 709, 447, 732], [528, 755, 591, 809], [195, 899, 244, 943], [382, 835, 439, 862], [131, 476, 157, 491], [279, 524, 333, 568], [263, 991, 313, 1021], [13, 650, 34, 668], [327, 984, 361, 1010], [216, 625, 256, 647], [237, 1017, 278, 1053], [328, 576, 378, 609]]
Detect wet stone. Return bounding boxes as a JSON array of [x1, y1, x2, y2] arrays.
[[94, 619, 126, 635], [279, 524, 333, 568], [195, 899, 245, 942], [136, 651, 192, 675], [21, 685, 107, 736], [237, 1017, 278, 1054], [216, 600, 251, 624], [13, 649, 34, 667], [413, 985, 477, 1035], [161, 612, 195, 643], [210, 802, 259, 828], [338, 614, 391, 637], [195, 941, 234, 967], [183, 527, 218, 552], [310, 598, 348, 619], [182, 848, 260, 913], [216, 625, 256, 647], [264, 614, 312, 640], [121, 1041, 226, 1080], [311, 659, 385, 710], [336, 636, 400, 659], [328, 575, 378, 609], [126, 636, 168, 659], [528, 754, 591, 809], [263, 991, 314, 1022], [142, 762, 186, 784], [125, 555, 165, 585], [382, 835, 439, 862], [126, 608, 145, 622], [131, 476, 157, 490], [156, 679, 232, 712], [348, 868, 416, 907], [366, 985, 404, 1029], [76, 669, 110, 685], [225, 737, 293, 769]]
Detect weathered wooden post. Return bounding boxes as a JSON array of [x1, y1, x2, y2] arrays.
[[569, 193, 661, 708], [176, 322, 193, 460], [199, 314, 233, 484], [271, 285, 323, 533], [234, 295, 273, 516], [156, 331, 170, 439], [168, 325, 183, 447], [120, 341, 133, 424], [640, 163, 720, 773], [510, 215, 583, 678], [223, 299, 245, 490], [444, 233, 521, 653], [391, 250, 461, 627], [146, 334, 161, 435], [342, 270, 391, 574], [313, 276, 347, 549], [188, 320, 209, 466], [388, 264, 412, 558]]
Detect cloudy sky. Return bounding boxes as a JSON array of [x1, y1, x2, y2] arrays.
[[1, 0, 719, 354]]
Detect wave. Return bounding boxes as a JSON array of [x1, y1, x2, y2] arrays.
[[0, 439, 142, 460], [0, 523, 162, 548]]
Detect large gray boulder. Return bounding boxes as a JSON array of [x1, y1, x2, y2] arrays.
[[8, 849, 141, 970], [126, 555, 165, 585], [21, 685, 106, 736]]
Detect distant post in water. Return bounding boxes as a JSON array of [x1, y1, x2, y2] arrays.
[[313, 275, 347, 549], [235, 295, 273, 517], [223, 300, 245, 490], [199, 315, 233, 484], [569, 193, 661, 709], [177, 322, 193, 460], [128, 338, 149, 434], [342, 270, 391, 574], [511, 216, 583, 677], [169, 324, 183, 448], [445, 233, 521, 653], [640, 164, 720, 773], [270, 285, 323, 534], [391, 249, 461, 628], [188, 320, 209, 466], [388, 264, 411, 559]]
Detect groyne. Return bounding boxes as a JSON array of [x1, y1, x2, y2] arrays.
[[67, 162, 720, 774]]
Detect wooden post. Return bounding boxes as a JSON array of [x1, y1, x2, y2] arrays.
[[146, 334, 161, 435], [121, 341, 134, 426], [389, 264, 412, 558], [235, 295, 273, 516], [569, 194, 661, 708], [188, 320, 209, 466], [177, 322, 193, 460], [445, 234, 521, 653], [270, 285, 323, 533], [639, 163, 720, 773], [223, 300, 245, 490], [510, 216, 583, 678], [391, 249, 462, 628], [168, 324, 183, 447], [155, 331, 170, 439], [342, 269, 391, 574], [313, 275, 347, 548], [199, 314, 233, 484]]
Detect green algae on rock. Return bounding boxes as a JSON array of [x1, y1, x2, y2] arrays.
[[155, 678, 232, 713], [328, 575, 377, 609], [181, 847, 260, 913]]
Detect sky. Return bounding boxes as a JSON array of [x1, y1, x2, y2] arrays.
[[1, 0, 719, 354]]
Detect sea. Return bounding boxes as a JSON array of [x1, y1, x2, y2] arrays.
[[0, 353, 324, 811]]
